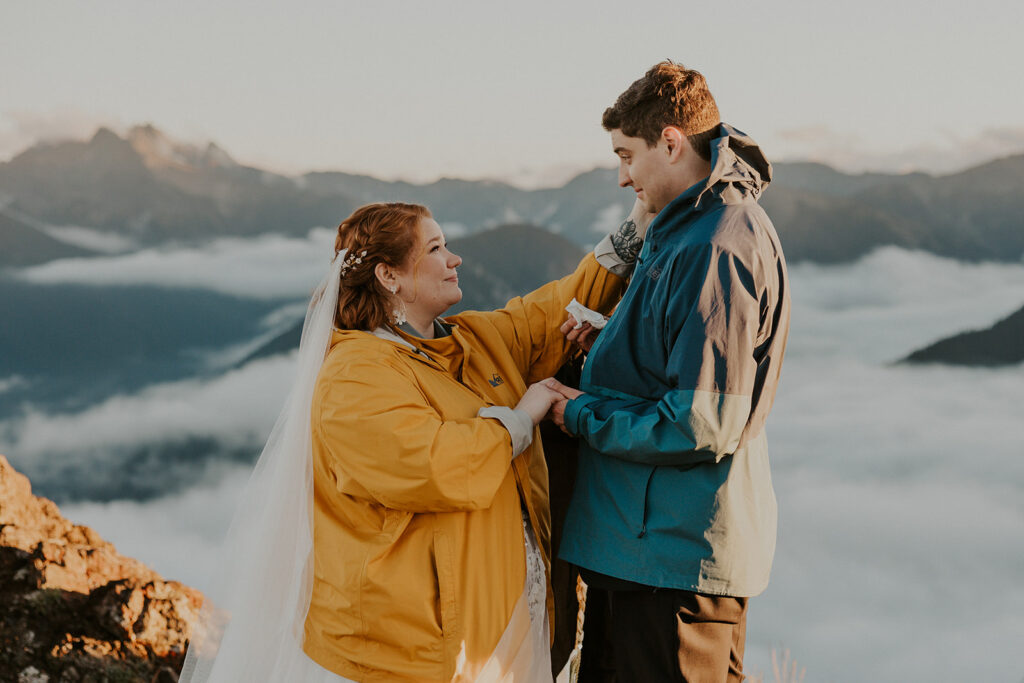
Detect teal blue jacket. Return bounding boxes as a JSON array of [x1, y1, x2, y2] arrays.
[[559, 125, 791, 597]]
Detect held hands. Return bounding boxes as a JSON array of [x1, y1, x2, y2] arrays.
[[516, 382, 565, 425], [517, 378, 586, 432], [539, 378, 583, 433]]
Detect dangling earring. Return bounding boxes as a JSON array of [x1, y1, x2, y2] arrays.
[[391, 303, 407, 326], [387, 284, 407, 325]]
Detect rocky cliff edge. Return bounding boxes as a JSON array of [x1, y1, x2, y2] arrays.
[[0, 455, 202, 683]]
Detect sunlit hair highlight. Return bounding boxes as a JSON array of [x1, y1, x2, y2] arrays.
[[602, 60, 721, 161], [333, 202, 430, 330]]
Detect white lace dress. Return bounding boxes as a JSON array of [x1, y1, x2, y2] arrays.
[[522, 509, 550, 635]]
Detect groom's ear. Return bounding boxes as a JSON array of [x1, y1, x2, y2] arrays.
[[661, 126, 687, 162]]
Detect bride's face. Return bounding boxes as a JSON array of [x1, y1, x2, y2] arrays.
[[393, 218, 463, 321]]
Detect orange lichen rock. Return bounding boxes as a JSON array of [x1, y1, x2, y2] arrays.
[[0, 455, 204, 682]]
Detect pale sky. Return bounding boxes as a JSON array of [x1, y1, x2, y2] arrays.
[[3, 0, 1023, 185]]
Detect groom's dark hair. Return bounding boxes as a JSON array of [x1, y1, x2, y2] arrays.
[[603, 60, 720, 162]]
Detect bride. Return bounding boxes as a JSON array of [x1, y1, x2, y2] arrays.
[[180, 201, 643, 682]]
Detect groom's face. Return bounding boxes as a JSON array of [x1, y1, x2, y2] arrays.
[[610, 129, 674, 213]]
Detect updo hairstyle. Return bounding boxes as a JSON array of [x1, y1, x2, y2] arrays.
[[334, 202, 430, 330]]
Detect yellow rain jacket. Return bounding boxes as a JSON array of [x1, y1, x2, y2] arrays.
[[303, 253, 624, 682]]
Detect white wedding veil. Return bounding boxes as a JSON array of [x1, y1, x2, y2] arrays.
[[179, 251, 354, 683]]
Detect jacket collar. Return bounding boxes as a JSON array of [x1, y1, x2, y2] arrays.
[[397, 319, 454, 339], [370, 326, 420, 352], [649, 123, 772, 237], [699, 122, 772, 204]]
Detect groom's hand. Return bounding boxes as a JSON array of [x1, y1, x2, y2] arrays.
[[560, 315, 599, 353]]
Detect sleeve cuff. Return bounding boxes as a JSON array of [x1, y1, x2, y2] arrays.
[[477, 406, 534, 457], [594, 234, 636, 278], [564, 394, 600, 437]]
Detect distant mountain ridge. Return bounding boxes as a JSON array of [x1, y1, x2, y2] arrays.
[[2, 124, 1023, 265], [0, 126, 351, 246], [902, 302, 1024, 366]]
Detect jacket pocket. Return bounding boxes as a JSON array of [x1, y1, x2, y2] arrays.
[[637, 466, 658, 538], [433, 530, 459, 673]]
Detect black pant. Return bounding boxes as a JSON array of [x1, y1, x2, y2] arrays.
[[578, 584, 748, 683]]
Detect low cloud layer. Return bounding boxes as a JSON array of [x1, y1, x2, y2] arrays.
[[0, 354, 298, 501], [39, 225, 138, 254], [61, 464, 251, 594], [746, 250, 1024, 681], [14, 229, 336, 300], [4, 355, 294, 460], [786, 247, 1024, 363], [4, 247, 1024, 681]]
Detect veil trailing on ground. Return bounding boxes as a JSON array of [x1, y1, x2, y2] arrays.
[[179, 252, 355, 683]]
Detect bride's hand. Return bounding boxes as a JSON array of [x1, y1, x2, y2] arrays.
[[516, 381, 563, 425], [539, 377, 583, 401], [626, 196, 658, 240]]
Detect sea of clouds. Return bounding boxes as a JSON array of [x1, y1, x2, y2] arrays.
[[14, 223, 482, 298], [6, 241, 1023, 682], [16, 228, 337, 299], [747, 248, 1024, 682]]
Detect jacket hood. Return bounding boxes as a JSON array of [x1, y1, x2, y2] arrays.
[[696, 123, 772, 205], [329, 327, 371, 348]]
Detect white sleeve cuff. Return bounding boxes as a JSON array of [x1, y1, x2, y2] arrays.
[[478, 406, 534, 458], [594, 234, 635, 277]]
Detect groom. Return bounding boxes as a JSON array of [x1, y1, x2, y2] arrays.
[[550, 61, 791, 681]]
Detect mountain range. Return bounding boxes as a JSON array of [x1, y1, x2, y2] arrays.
[[3, 125, 1024, 266]]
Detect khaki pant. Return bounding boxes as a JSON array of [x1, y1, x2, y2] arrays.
[[578, 585, 748, 683]]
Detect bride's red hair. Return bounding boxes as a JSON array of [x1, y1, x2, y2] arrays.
[[333, 202, 430, 331]]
